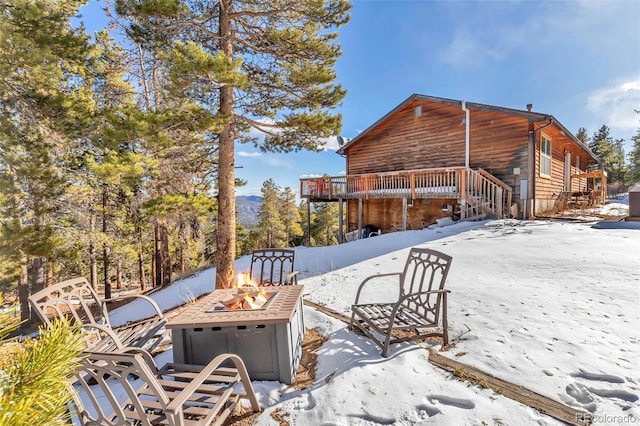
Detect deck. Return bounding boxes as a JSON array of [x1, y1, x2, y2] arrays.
[[300, 167, 512, 220]]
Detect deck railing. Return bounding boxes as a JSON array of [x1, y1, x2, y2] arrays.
[[301, 166, 512, 219]]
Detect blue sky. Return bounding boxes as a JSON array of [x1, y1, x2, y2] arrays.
[[78, 0, 640, 197]]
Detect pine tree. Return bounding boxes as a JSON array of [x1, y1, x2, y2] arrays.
[[109, 6, 221, 288], [114, 0, 350, 287], [628, 111, 640, 185], [576, 127, 590, 145], [590, 125, 626, 184], [0, 0, 93, 318], [257, 179, 287, 248], [0, 304, 85, 426], [312, 202, 340, 246], [280, 187, 304, 247], [296, 199, 316, 246]]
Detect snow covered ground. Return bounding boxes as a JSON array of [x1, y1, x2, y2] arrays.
[[110, 200, 639, 425]]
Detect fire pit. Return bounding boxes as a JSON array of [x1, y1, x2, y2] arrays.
[[207, 274, 278, 311], [168, 285, 305, 384]]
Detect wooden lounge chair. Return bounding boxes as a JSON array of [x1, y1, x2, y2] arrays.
[[70, 349, 261, 426], [350, 248, 452, 357], [249, 249, 299, 286], [29, 277, 167, 353]]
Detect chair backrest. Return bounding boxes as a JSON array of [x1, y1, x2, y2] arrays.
[[400, 248, 452, 320], [250, 248, 296, 286], [29, 277, 122, 350], [29, 277, 109, 328], [71, 350, 176, 426]]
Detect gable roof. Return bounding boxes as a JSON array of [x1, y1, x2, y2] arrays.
[[337, 93, 598, 162]]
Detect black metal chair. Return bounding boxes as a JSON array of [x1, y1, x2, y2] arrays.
[[249, 249, 299, 286]]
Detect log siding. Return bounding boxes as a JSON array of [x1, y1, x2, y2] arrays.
[[301, 94, 600, 234]]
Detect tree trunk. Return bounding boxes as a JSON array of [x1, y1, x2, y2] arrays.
[[155, 218, 171, 287], [179, 219, 186, 273], [89, 212, 97, 289], [116, 259, 123, 289], [46, 259, 54, 287], [215, 0, 236, 289], [103, 184, 111, 299], [31, 257, 46, 296], [103, 245, 110, 299], [138, 251, 145, 291], [154, 219, 162, 287], [18, 257, 30, 323], [151, 250, 157, 288], [160, 221, 171, 286]]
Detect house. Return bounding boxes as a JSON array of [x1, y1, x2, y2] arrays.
[[300, 94, 604, 240]]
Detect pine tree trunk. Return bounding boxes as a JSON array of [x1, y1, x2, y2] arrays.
[[19, 257, 30, 323], [138, 252, 145, 291], [179, 219, 186, 273], [215, 0, 237, 289], [46, 260, 53, 287], [103, 246, 110, 299], [103, 184, 111, 299], [154, 219, 162, 287], [116, 259, 123, 289], [151, 251, 157, 288], [31, 257, 46, 295], [160, 222, 171, 286], [89, 213, 97, 289]]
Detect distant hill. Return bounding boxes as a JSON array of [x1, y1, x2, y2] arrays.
[[237, 195, 261, 227]]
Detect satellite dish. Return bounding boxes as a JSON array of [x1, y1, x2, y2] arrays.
[[337, 135, 350, 147]]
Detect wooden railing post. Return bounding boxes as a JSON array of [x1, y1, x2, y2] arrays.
[[460, 169, 467, 221], [410, 172, 416, 199]]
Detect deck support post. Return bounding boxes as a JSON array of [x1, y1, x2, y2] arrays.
[[402, 198, 407, 231], [357, 198, 363, 237], [459, 170, 467, 221], [338, 199, 344, 244], [306, 201, 311, 246]]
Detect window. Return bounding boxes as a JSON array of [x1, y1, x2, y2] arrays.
[[540, 135, 551, 177]]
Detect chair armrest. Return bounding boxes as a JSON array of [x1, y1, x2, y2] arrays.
[[353, 272, 402, 304], [397, 288, 450, 303], [112, 346, 160, 374], [165, 353, 261, 415], [103, 294, 166, 320], [285, 271, 299, 285], [81, 323, 125, 350]]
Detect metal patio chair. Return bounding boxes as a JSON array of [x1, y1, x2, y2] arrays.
[[29, 277, 167, 353], [249, 249, 299, 286], [70, 348, 261, 426], [350, 247, 453, 357]]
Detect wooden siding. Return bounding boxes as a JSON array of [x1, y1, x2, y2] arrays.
[[534, 123, 594, 204], [345, 100, 466, 174], [344, 99, 530, 197], [304, 95, 604, 228], [466, 109, 529, 201]]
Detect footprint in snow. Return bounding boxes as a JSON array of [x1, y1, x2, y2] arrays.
[[427, 395, 475, 409], [415, 404, 441, 417], [570, 369, 625, 383], [563, 383, 597, 413]]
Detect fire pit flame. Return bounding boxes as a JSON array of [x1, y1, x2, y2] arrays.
[[221, 273, 269, 310]]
